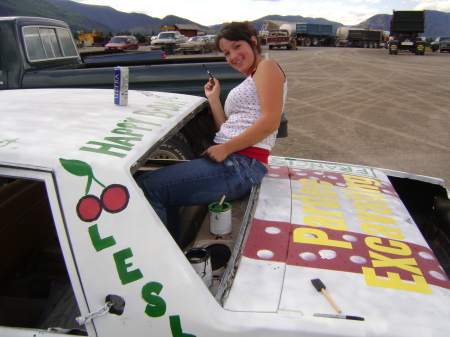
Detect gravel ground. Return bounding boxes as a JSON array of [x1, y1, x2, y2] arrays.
[[264, 46, 450, 190], [81, 45, 450, 189]]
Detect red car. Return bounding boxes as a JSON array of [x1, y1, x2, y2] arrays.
[[105, 35, 139, 50]]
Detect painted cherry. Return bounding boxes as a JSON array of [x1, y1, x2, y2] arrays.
[[101, 184, 130, 213], [60, 159, 130, 222], [77, 195, 102, 222]]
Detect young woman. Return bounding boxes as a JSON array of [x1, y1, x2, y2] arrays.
[[137, 21, 287, 240]]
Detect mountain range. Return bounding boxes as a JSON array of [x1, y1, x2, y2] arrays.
[[1, 0, 449, 37]]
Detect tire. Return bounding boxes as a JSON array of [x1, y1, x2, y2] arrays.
[[362, 41, 368, 48], [304, 38, 311, 47], [150, 134, 196, 160], [368, 41, 374, 48], [199, 46, 205, 54], [312, 37, 319, 46], [373, 41, 378, 49]]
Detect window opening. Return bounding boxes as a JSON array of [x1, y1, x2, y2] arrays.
[[0, 176, 86, 335]]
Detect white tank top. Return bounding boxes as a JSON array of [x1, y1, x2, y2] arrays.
[[213, 74, 287, 151]]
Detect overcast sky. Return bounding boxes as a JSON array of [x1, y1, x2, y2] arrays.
[[72, 0, 450, 26]]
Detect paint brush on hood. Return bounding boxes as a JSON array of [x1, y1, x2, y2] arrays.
[[311, 278, 341, 313]]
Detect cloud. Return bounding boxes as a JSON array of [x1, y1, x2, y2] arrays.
[[282, 1, 380, 25], [349, 0, 380, 3], [71, 0, 384, 27], [411, 0, 450, 11]]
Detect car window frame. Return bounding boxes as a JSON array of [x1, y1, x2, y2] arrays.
[[22, 25, 78, 62]]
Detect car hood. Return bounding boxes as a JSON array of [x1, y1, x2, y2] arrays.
[[153, 38, 176, 43], [223, 157, 450, 329], [105, 43, 125, 48], [181, 41, 203, 46]]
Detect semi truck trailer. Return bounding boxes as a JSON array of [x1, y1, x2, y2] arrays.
[[388, 10, 426, 55]]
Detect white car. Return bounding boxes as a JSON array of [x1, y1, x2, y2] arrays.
[[1, 88, 449, 336], [150, 31, 183, 51]]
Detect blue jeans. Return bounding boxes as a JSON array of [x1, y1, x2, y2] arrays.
[[136, 153, 268, 239]]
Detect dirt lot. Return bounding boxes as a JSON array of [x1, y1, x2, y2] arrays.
[[264, 46, 450, 190]]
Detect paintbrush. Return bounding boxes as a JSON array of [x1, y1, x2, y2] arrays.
[[203, 64, 222, 93], [203, 63, 214, 79], [213, 195, 226, 211], [311, 278, 341, 313]]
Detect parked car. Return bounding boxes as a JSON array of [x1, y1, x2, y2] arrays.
[[151, 31, 184, 51], [179, 36, 213, 54], [105, 35, 139, 50], [204, 34, 217, 42], [430, 36, 450, 52]]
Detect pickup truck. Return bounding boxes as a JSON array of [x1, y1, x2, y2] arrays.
[[0, 17, 242, 97], [1, 88, 449, 336], [0, 16, 287, 157]]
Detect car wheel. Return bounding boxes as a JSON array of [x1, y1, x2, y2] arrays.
[[200, 46, 205, 54], [150, 134, 196, 160]]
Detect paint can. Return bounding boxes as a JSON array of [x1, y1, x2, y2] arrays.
[[185, 248, 212, 287], [208, 202, 232, 235]]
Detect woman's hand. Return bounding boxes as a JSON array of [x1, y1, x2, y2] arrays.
[[201, 144, 230, 163], [204, 78, 221, 99]]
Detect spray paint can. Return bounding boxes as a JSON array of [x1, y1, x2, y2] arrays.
[[114, 67, 129, 105], [185, 248, 212, 287], [209, 202, 232, 235]]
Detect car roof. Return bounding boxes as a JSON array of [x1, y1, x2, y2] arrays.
[[0, 89, 206, 172]]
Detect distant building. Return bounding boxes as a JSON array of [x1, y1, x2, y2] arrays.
[[174, 24, 200, 38]]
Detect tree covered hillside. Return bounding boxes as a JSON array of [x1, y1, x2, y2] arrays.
[[0, 0, 112, 33]]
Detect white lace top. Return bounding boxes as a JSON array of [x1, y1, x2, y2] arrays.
[[213, 73, 287, 151]]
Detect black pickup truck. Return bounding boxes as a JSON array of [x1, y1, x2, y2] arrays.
[[0, 16, 244, 96], [0, 16, 287, 158]]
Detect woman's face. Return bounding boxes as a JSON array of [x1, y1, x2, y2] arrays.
[[219, 36, 258, 76]]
